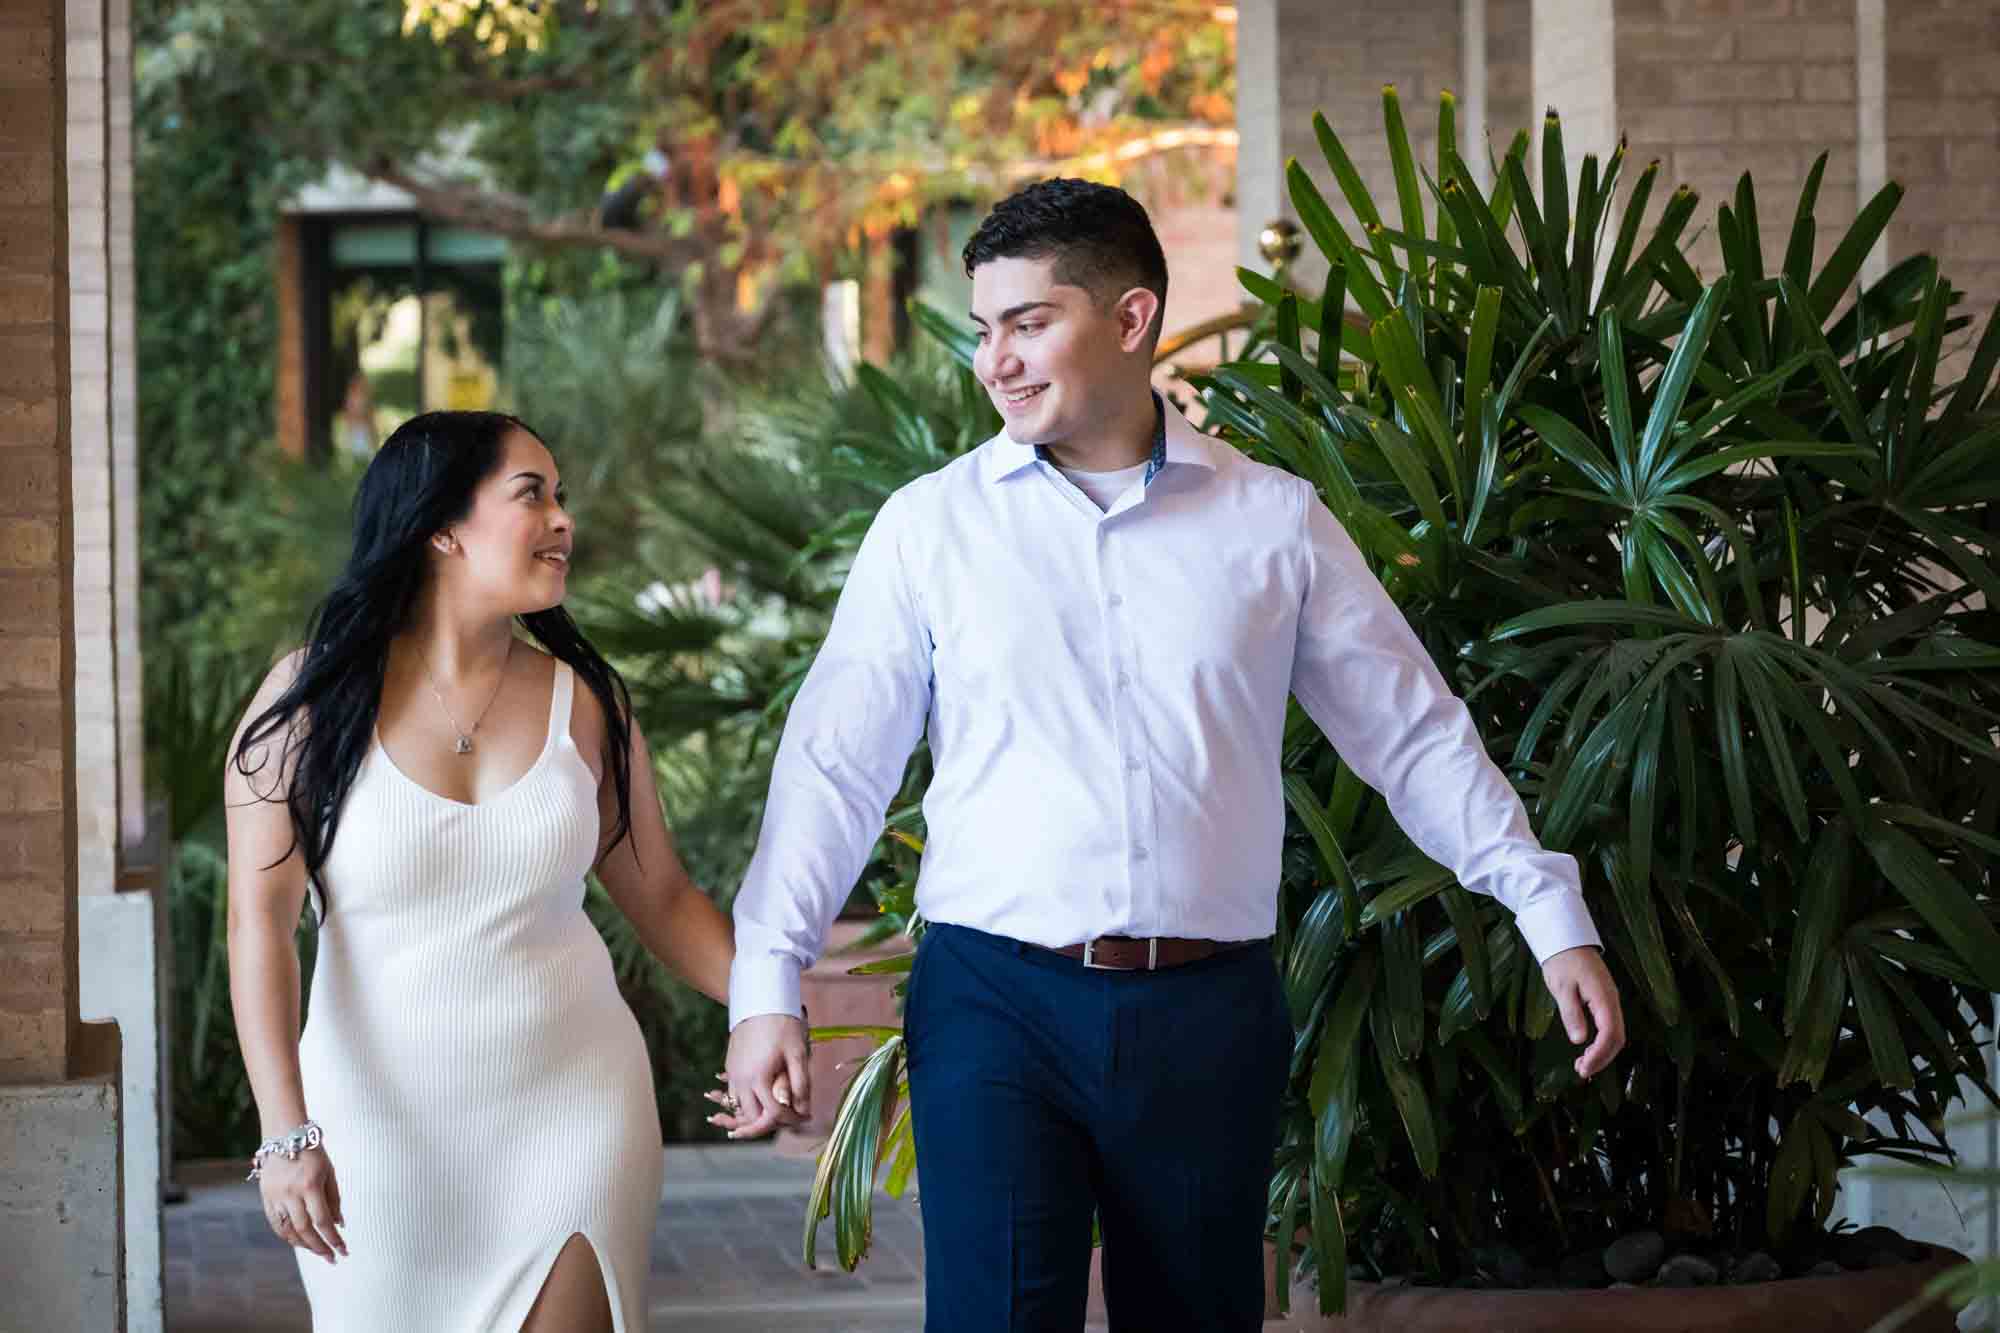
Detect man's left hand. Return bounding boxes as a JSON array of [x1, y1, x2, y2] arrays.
[[1541, 946, 1625, 1079]]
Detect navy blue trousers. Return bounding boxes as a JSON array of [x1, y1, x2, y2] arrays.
[[905, 924, 1291, 1332]]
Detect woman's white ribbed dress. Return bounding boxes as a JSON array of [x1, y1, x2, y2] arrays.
[[296, 663, 663, 1331]]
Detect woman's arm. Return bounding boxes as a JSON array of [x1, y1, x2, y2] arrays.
[[593, 714, 734, 1007], [225, 653, 315, 1136], [223, 652, 345, 1262]]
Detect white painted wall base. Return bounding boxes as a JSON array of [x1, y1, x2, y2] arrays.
[[81, 889, 163, 1333]]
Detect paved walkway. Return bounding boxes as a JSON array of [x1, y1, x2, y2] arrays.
[[165, 1144, 930, 1332]]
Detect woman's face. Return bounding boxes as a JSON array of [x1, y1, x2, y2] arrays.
[[435, 428, 572, 615]]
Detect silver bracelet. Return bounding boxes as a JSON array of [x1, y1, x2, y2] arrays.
[[247, 1120, 324, 1181]]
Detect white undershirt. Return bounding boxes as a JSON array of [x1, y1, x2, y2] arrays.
[[1057, 460, 1150, 511]]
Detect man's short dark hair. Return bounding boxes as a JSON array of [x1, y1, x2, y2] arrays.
[[963, 178, 1169, 341]]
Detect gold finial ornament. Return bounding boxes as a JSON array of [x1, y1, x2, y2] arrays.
[[1258, 218, 1302, 276]]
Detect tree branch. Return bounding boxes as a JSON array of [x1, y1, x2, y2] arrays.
[[362, 159, 708, 266]]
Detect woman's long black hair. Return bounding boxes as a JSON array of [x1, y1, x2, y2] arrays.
[[233, 411, 634, 908]]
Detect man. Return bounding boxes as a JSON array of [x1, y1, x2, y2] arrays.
[[722, 178, 1625, 1331]]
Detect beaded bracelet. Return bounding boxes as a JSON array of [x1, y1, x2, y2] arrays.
[[248, 1120, 324, 1181]]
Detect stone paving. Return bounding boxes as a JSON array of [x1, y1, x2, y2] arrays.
[[165, 1144, 930, 1332]]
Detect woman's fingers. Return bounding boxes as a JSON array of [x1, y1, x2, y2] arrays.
[[704, 1078, 756, 1134], [733, 1080, 785, 1140], [303, 1186, 347, 1259], [284, 1198, 336, 1262]]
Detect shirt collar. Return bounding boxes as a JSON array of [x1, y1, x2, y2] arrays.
[[982, 391, 1218, 484]]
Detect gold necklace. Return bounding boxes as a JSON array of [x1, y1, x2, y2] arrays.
[[414, 636, 512, 755]]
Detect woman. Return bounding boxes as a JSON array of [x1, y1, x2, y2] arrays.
[[225, 411, 766, 1331]]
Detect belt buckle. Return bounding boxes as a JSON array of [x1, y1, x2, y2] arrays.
[[1081, 938, 1159, 971]]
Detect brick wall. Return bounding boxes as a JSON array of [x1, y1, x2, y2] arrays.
[[1488, 0, 1535, 151], [1270, 0, 1464, 292], [1884, 0, 2000, 339], [1610, 0, 1860, 281], [0, 0, 78, 1083]]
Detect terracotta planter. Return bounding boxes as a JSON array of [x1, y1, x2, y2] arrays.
[[1084, 1242, 1967, 1329], [1263, 1245, 1969, 1332]]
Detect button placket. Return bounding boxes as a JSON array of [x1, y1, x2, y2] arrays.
[[1099, 529, 1158, 919]]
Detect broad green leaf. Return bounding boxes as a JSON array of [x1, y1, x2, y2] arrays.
[[1439, 886, 1492, 1020], [1284, 773, 1360, 898], [1786, 825, 1850, 1030], [1381, 907, 1426, 1061], [1372, 1002, 1442, 1178], [1636, 278, 1731, 487], [1861, 822, 2000, 992], [1845, 948, 1916, 1089], [1809, 181, 1905, 320]]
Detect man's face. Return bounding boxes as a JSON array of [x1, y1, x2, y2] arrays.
[[970, 255, 1132, 449]]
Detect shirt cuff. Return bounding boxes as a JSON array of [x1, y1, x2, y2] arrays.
[[1511, 890, 1603, 965], [728, 950, 804, 1031]]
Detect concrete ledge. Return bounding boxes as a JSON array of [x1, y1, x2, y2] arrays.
[[0, 1060, 124, 1330], [83, 886, 160, 1331]]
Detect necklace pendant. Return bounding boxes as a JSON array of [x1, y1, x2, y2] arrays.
[[454, 734, 474, 755]]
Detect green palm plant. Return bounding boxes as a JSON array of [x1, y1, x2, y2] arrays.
[[1214, 93, 2000, 1314], [798, 89, 2000, 1316]]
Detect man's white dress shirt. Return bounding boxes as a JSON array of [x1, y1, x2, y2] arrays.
[[728, 400, 1601, 1027]]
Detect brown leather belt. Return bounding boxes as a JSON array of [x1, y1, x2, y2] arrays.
[[1044, 935, 1258, 972]]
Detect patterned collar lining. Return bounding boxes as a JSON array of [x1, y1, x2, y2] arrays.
[[1035, 391, 1169, 486]]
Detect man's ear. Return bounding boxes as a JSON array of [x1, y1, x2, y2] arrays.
[[431, 529, 457, 556], [1115, 286, 1162, 354]]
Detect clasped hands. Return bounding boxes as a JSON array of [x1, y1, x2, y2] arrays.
[[708, 1013, 812, 1139]]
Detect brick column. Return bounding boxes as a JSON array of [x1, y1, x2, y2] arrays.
[[1, 0, 79, 1087], [1882, 0, 2000, 335], [0, 4, 126, 1328], [1486, 0, 1534, 153], [65, 0, 116, 899], [107, 0, 139, 853], [1238, 0, 1465, 289]]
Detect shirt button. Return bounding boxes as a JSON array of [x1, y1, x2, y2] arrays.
[[1125, 757, 1142, 772], [1116, 672, 1130, 688], [1107, 593, 1123, 607], [1134, 846, 1150, 861]]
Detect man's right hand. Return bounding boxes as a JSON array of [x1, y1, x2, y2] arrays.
[[718, 1013, 811, 1139]]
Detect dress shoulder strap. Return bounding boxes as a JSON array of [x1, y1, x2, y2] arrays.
[[548, 660, 575, 748]]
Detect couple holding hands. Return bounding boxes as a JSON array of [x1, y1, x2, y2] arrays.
[[226, 178, 1624, 1332]]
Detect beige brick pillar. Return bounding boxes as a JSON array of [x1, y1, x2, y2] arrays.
[[107, 0, 139, 853], [1532, 0, 1867, 283], [1238, 0, 1466, 291], [1881, 0, 2000, 336], [65, 0, 115, 900], [0, 3, 127, 1327], [1, 0, 80, 1086]]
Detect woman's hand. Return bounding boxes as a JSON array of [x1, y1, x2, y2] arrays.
[[258, 1148, 347, 1264], [706, 1067, 802, 1138]]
